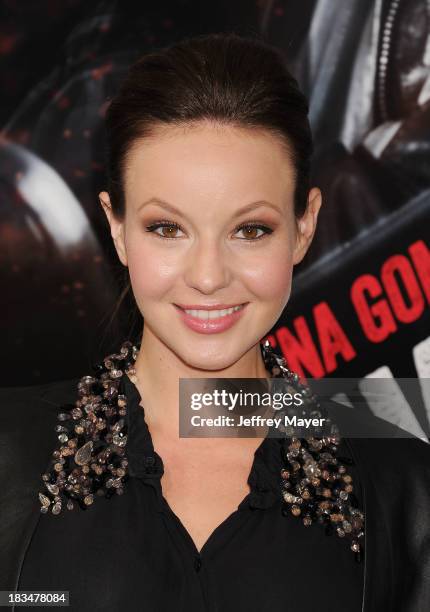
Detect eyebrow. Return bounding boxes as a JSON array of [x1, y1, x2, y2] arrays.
[[137, 197, 282, 219]]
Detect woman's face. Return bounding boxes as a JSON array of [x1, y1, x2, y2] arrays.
[[100, 121, 321, 370]]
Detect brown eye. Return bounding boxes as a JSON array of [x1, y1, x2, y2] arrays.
[[161, 225, 179, 238], [235, 224, 273, 241], [241, 227, 259, 239], [145, 222, 185, 239]]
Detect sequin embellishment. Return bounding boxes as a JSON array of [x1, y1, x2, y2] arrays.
[[260, 341, 365, 562], [39, 339, 365, 560]]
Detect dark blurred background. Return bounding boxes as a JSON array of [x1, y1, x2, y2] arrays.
[[1, 0, 429, 437]]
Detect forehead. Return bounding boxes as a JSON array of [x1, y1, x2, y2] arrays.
[[123, 121, 296, 208]]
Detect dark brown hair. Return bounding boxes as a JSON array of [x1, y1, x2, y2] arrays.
[[105, 31, 313, 219], [101, 31, 313, 345]]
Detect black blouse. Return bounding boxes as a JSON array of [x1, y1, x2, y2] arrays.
[[19, 373, 364, 611]]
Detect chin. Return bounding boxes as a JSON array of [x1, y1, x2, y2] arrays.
[[173, 335, 263, 373], [179, 350, 236, 372]]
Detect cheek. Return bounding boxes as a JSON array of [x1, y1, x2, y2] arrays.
[[126, 241, 179, 301], [124, 228, 295, 305], [240, 245, 294, 302]]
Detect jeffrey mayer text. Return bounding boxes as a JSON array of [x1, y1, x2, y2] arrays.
[[238, 415, 326, 428], [191, 415, 327, 428]]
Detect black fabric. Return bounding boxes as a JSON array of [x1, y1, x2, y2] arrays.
[[2, 373, 430, 610], [15, 374, 364, 611]]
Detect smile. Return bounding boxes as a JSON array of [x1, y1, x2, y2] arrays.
[[173, 303, 248, 334], [180, 305, 243, 319]]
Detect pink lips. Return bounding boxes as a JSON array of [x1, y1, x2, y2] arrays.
[[173, 303, 248, 334]]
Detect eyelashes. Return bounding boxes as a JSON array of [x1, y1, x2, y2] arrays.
[[144, 220, 274, 242]]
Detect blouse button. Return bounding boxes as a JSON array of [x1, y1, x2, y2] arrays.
[[144, 456, 156, 472], [194, 556, 202, 572]]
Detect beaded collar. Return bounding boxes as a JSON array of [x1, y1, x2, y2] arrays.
[[39, 340, 365, 561]]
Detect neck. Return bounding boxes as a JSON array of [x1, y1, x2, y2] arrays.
[[132, 325, 270, 435]]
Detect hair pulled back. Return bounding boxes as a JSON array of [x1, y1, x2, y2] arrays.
[[104, 32, 313, 219], [101, 32, 314, 348]]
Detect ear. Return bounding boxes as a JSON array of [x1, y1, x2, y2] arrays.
[[98, 191, 128, 266], [292, 187, 322, 265]]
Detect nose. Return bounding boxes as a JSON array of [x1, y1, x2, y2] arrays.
[[184, 239, 231, 294]]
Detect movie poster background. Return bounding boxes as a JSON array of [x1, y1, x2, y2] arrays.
[[1, 1, 429, 438]]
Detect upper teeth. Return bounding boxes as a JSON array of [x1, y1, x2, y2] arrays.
[[183, 305, 244, 319]]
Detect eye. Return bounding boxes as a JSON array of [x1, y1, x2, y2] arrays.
[[145, 221, 185, 239], [144, 220, 274, 241], [234, 223, 273, 241]]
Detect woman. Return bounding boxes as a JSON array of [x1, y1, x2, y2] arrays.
[[1, 32, 429, 612]]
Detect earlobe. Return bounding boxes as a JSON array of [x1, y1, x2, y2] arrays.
[[112, 225, 129, 269], [292, 188, 322, 265], [292, 230, 306, 265], [99, 191, 114, 226], [98, 191, 128, 267]]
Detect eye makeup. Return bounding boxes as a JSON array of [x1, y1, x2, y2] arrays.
[[144, 219, 275, 241]]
